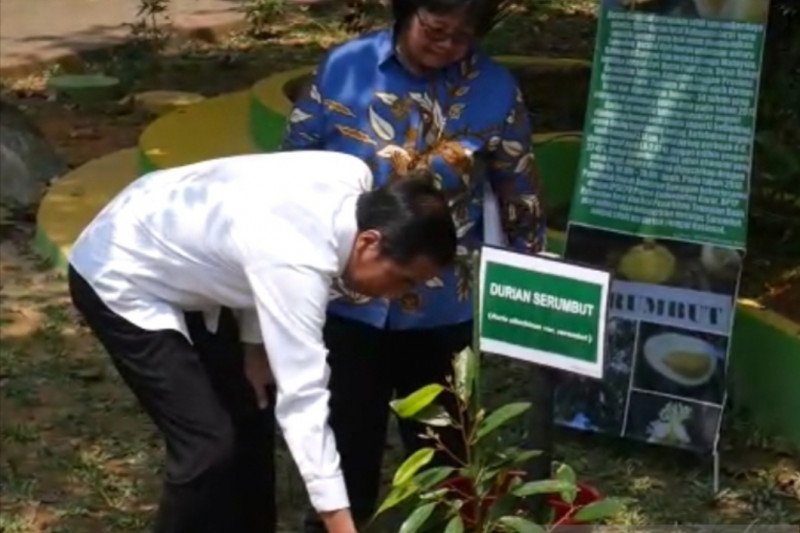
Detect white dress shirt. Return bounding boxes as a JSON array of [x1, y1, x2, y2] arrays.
[[70, 150, 374, 512]]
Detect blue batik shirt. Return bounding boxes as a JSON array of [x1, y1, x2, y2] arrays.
[[283, 28, 546, 330]]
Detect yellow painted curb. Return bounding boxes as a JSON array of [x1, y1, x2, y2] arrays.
[[251, 65, 315, 118], [36, 148, 139, 268], [134, 90, 206, 116], [139, 90, 257, 171], [737, 299, 800, 338]]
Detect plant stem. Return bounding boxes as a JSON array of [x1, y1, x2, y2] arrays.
[[547, 504, 578, 532], [455, 388, 472, 466], [435, 434, 468, 468]]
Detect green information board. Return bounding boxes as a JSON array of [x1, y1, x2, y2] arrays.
[[570, 2, 767, 248]]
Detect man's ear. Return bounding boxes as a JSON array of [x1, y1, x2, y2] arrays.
[[354, 229, 382, 254]]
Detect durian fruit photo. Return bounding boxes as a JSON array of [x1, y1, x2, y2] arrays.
[[564, 226, 742, 296], [616, 239, 677, 284]]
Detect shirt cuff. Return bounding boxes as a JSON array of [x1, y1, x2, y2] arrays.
[[306, 474, 350, 512]]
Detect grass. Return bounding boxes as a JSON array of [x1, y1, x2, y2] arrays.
[[0, 1, 798, 531], [477, 357, 800, 527]]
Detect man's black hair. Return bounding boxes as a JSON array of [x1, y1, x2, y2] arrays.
[[391, 0, 508, 38], [356, 171, 457, 267]]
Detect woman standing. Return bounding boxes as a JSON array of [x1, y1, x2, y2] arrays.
[[284, 1, 547, 528]]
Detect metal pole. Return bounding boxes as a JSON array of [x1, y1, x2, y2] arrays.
[[525, 365, 556, 521]]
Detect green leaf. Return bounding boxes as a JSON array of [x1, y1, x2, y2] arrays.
[[496, 516, 547, 533], [554, 463, 576, 484], [413, 403, 454, 427], [573, 498, 625, 522], [486, 493, 519, 521], [452, 346, 477, 403], [554, 464, 577, 504], [399, 502, 437, 533], [509, 448, 542, 464], [560, 486, 578, 505], [506, 474, 525, 492], [476, 467, 501, 487], [391, 384, 445, 418], [413, 466, 455, 492], [473, 470, 499, 497], [510, 449, 542, 465], [511, 479, 574, 497], [393, 447, 436, 487], [491, 447, 542, 469], [420, 488, 449, 501], [444, 515, 464, 533], [476, 402, 531, 440], [375, 482, 419, 516]]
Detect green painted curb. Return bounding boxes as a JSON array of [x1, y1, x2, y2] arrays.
[[249, 91, 289, 154], [250, 65, 315, 152], [729, 304, 800, 445], [47, 73, 121, 104], [138, 147, 158, 176], [34, 225, 69, 273]]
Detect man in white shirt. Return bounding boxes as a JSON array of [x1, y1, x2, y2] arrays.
[[67, 150, 457, 533]]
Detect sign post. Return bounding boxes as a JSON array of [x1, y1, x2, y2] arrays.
[[476, 245, 611, 518]]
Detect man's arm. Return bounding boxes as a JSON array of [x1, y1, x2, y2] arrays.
[[487, 86, 547, 255], [240, 342, 272, 409], [235, 310, 273, 409], [243, 261, 355, 532]]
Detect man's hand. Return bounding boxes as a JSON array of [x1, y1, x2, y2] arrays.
[[242, 343, 274, 409], [320, 508, 357, 533]]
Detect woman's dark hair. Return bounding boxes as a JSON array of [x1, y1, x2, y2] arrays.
[[356, 171, 457, 267], [391, 0, 508, 38]]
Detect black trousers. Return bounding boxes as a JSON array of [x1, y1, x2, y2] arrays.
[[68, 266, 276, 533], [304, 314, 472, 531]]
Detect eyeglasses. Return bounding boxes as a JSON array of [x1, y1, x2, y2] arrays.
[[415, 11, 474, 47]]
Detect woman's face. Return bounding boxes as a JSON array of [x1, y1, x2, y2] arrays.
[[401, 8, 476, 72]]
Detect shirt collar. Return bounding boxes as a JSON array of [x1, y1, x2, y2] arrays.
[[332, 194, 360, 275], [376, 27, 397, 68]]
